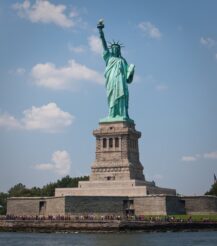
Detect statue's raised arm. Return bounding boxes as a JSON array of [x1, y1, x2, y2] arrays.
[[97, 19, 108, 51]]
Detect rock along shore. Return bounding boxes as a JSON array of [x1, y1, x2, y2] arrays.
[[1, 220, 217, 233]]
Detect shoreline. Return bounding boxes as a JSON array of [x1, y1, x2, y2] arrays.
[[1, 220, 217, 233]]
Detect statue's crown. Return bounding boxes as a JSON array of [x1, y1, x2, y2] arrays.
[[108, 40, 124, 49]]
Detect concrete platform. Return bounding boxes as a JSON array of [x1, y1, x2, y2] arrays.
[[55, 179, 176, 197]]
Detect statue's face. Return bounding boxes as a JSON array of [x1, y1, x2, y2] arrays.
[[111, 45, 121, 57]]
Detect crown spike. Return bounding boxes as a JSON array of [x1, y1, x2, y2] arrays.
[[108, 40, 125, 49]]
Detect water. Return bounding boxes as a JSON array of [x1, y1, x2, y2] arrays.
[[0, 231, 217, 246]]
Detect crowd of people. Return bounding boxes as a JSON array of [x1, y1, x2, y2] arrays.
[[0, 214, 122, 221], [0, 214, 213, 223]]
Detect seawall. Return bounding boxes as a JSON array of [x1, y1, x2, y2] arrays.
[[1, 220, 217, 232]]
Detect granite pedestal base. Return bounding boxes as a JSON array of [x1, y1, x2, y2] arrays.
[[55, 180, 176, 197]]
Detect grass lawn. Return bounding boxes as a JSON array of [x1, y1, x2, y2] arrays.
[[172, 214, 217, 221], [135, 214, 217, 222]]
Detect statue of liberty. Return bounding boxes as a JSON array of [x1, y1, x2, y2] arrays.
[[97, 20, 135, 123]]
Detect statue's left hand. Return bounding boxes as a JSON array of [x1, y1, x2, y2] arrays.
[[127, 64, 135, 84]]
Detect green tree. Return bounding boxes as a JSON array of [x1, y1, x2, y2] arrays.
[[205, 182, 217, 196], [56, 175, 89, 188], [0, 192, 8, 215], [41, 175, 89, 196], [1, 175, 90, 214], [29, 186, 42, 196], [41, 182, 56, 196], [8, 183, 29, 197]]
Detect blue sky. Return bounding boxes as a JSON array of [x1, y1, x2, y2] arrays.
[[0, 0, 217, 195]]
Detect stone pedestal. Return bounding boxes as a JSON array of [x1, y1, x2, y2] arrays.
[[90, 121, 144, 181], [55, 121, 176, 197]]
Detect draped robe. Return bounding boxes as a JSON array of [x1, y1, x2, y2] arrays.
[[103, 50, 134, 119]]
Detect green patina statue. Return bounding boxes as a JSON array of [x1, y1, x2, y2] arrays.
[[97, 19, 135, 123]]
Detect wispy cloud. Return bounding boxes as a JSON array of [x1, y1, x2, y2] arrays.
[[31, 60, 103, 90], [181, 151, 217, 162], [181, 155, 199, 162], [138, 21, 161, 39], [68, 35, 102, 54], [0, 114, 22, 130], [200, 37, 216, 47], [204, 151, 217, 160], [68, 43, 85, 53], [0, 102, 74, 133], [16, 68, 26, 75], [35, 150, 71, 176], [12, 0, 77, 28], [8, 68, 26, 76], [88, 35, 102, 54]]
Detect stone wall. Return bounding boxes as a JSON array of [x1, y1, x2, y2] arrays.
[[46, 197, 65, 216], [7, 198, 40, 216], [0, 220, 121, 232], [7, 197, 65, 216], [65, 196, 127, 216], [2, 220, 217, 232], [147, 186, 176, 195], [133, 195, 185, 215], [133, 196, 167, 215], [182, 196, 217, 214], [55, 186, 147, 197], [7, 196, 128, 217], [166, 196, 186, 215], [8, 195, 217, 217]]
